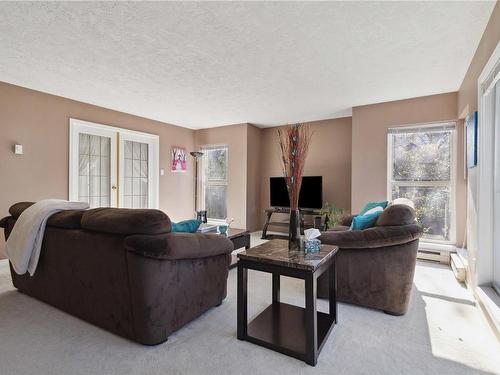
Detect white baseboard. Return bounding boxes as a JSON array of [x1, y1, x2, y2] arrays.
[[476, 286, 500, 340]]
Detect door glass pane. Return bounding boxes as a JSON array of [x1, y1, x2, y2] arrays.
[[392, 185, 451, 241], [122, 140, 148, 208], [78, 133, 111, 208]]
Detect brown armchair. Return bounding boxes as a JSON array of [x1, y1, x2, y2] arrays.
[[317, 204, 423, 315]]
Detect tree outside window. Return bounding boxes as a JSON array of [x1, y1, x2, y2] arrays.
[[201, 145, 228, 220], [388, 124, 456, 243]]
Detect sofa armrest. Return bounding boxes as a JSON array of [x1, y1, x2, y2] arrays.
[[0, 216, 10, 229], [124, 232, 234, 260], [319, 224, 423, 249], [8, 202, 35, 219]]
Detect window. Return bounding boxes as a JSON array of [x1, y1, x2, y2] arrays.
[[387, 123, 456, 244], [200, 145, 228, 221]]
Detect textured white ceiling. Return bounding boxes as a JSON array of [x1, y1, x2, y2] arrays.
[[0, 2, 495, 129]]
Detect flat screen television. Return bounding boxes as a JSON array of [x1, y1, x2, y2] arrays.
[[270, 176, 322, 209]]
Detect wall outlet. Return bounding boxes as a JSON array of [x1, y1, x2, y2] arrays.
[[14, 144, 23, 155], [160, 168, 165, 176]]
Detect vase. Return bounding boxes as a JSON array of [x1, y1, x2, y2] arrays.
[[288, 209, 301, 250]]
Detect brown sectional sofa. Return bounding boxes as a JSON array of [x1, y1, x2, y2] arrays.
[[317, 204, 423, 315], [0, 202, 234, 345]]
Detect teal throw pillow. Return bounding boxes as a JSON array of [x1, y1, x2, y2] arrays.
[[172, 219, 202, 233], [351, 211, 382, 230], [359, 200, 388, 215]]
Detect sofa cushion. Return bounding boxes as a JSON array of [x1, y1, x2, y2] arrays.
[[363, 206, 384, 215], [376, 204, 416, 226], [81, 208, 171, 235], [172, 219, 202, 233], [359, 200, 388, 215], [8, 201, 83, 229], [351, 211, 382, 230], [390, 197, 415, 209]]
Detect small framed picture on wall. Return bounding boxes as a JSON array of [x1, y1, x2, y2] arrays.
[[171, 146, 187, 173]]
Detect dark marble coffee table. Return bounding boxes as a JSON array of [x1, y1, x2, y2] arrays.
[[237, 239, 338, 366], [223, 228, 250, 269]]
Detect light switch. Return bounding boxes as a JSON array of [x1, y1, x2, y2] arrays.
[[14, 144, 23, 155], [160, 169, 165, 176]]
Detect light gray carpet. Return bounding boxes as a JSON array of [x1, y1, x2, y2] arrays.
[[0, 258, 498, 375]]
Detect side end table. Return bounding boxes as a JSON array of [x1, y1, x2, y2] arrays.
[[237, 239, 338, 366]]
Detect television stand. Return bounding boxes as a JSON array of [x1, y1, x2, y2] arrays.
[[261, 207, 323, 240]]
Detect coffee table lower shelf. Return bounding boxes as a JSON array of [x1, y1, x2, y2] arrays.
[[245, 302, 335, 362]]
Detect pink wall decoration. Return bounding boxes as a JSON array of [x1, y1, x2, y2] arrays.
[[171, 146, 187, 172]]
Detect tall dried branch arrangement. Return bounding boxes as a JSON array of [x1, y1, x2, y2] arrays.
[[277, 123, 313, 210]]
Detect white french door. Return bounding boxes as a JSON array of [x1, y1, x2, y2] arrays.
[[69, 119, 159, 209], [118, 132, 159, 209], [69, 121, 118, 208]]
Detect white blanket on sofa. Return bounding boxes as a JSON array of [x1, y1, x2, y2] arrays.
[[5, 199, 89, 276]]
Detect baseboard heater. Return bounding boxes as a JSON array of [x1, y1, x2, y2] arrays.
[[417, 249, 450, 264]]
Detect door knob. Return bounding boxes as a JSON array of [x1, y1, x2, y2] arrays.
[[112, 185, 117, 190]]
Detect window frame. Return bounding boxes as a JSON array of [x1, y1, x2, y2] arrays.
[[477, 41, 500, 289], [199, 144, 229, 223], [386, 122, 457, 245]]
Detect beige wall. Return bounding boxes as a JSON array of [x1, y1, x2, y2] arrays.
[[458, 3, 500, 119], [457, 2, 499, 288], [258, 118, 352, 231], [194, 118, 352, 232], [246, 124, 263, 231], [194, 123, 248, 229], [0, 82, 195, 257], [351, 92, 466, 246]]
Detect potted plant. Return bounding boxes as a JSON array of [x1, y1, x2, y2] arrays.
[[320, 203, 347, 231]]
